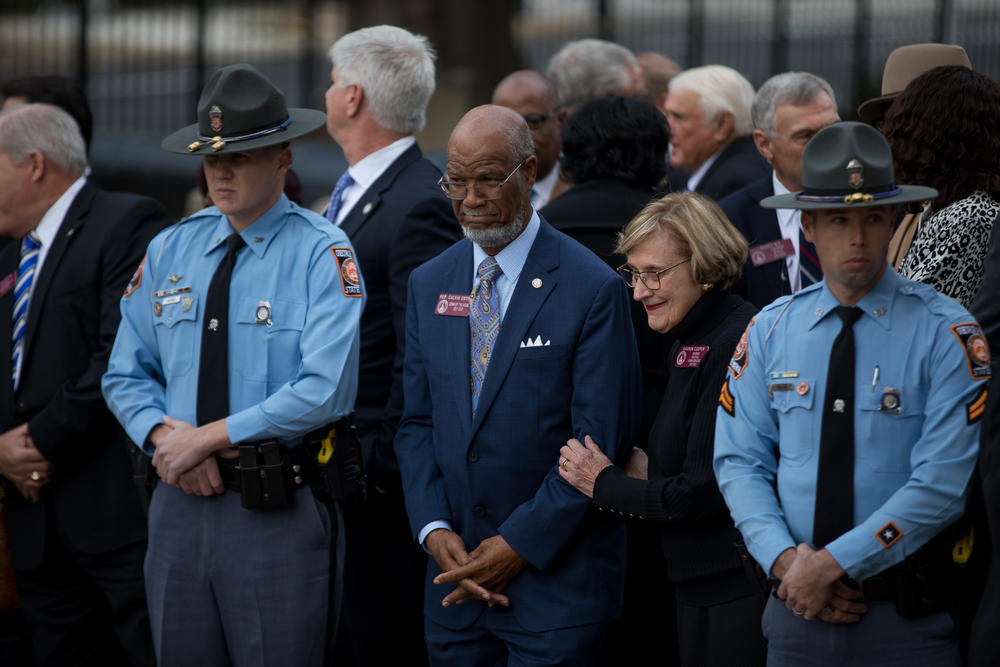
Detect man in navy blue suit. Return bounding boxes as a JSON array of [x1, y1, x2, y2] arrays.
[[396, 105, 641, 665], [323, 25, 461, 665], [719, 72, 839, 308]]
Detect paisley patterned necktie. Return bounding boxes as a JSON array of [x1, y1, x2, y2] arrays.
[[469, 256, 503, 413]]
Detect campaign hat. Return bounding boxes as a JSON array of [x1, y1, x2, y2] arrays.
[[760, 121, 937, 210], [162, 63, 326, 155]]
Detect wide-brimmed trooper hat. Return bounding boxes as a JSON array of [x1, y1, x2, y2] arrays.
[[162, 63, 326, 155], [761, 121, 937, 210], [857, 43, 971, 124]]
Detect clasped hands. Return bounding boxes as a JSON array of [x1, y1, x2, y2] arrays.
[[0, 423, 51, 502], [773, 543, 868, 624], [425, 529, 527, 609], [149, 416, 234, 497]]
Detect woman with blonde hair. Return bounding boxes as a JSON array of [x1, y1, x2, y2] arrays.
[[558, 192, 764, 667]]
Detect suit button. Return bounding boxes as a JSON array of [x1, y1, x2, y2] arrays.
[[468, 451, 479, 463], [473, 505, 485, 517]]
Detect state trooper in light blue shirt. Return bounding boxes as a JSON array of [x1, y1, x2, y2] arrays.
[[101, 64, 364, 667], [713, 122, 989, 666]]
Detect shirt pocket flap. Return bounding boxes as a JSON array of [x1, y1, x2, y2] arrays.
[[236, 296, 306, 331], [768, 378, 815, 413], [859, 384, 927, 418], [154, 295, 198, 328]]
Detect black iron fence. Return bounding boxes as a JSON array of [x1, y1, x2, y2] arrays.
[[2, 0, 998, 216]]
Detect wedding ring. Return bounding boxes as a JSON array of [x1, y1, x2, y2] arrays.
[[29, 470, 40, 482], [559, 458, 567, 468], [793, 609, 805, 617]]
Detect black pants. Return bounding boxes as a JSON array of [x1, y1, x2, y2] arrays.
[[334, 486, 428, 666], [15, 534, 153, 667]]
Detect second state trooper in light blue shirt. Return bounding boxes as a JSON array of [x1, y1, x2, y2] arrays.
[[101, 64, 364, 667], [713, 122, 989, 666]]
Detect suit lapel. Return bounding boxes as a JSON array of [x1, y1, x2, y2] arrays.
[[22, 182, 91, 360], [339, 144, 423, 237], [470, 222, 559, 437], [441, 243, 474, 430]]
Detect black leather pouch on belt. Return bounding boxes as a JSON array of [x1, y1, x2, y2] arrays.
[[302, 417, 366, 503], [237, 441, 293, 509]]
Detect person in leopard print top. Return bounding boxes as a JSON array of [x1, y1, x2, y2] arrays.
[[882, 65, 1000, 308]]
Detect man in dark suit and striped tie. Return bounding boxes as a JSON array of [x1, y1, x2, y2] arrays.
[[720, 72, 840, 308]]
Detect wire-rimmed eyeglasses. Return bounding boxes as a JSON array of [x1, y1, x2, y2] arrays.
[[617, 259, 690, 289], [438, 159, 526, 201]]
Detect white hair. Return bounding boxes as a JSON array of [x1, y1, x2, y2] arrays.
[[669, 65, 755, 136], [752, 72, 837, 136], [328, 25, 436, 134], [0, 102, 87, 175], [545, 38, 638, 109]]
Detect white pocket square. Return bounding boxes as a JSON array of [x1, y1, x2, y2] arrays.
[[520, 335, 551, 348]]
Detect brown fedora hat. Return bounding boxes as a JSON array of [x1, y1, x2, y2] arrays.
[[162, 63, 326, 155], [857, 43, 971, 124]]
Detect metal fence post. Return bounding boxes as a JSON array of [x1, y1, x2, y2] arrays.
[[76, 0, 89, 86]]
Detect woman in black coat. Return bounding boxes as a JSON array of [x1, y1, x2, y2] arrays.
[[559, 192, 765, 667]]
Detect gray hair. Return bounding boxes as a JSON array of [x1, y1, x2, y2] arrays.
[[0, 102, 87, 175], [545, 38, 638, 109], [328, 25, 436, 134], [751, 72, 837, 136], [669, 65, 755, 136]]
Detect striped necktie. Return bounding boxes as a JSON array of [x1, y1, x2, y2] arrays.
[[469, 257, 503, 413], [12, 234, 40, 390], [799, 227, 823, 287], [325, 171, 355, 225]]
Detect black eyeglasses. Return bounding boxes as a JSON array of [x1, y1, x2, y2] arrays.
[[438, 159, 526, 201], [522, 112, 553, 130], [617, 259, 690, 289]]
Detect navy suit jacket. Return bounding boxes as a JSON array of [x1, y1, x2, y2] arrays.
[[337, 143, 461, 483], [695, 135, 770, 202], [719, 176, 792, 309], [396, 218, 641, 633], [1, 181, 169, 569]]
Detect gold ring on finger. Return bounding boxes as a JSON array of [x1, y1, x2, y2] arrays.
[[29, 470, 41, 482]]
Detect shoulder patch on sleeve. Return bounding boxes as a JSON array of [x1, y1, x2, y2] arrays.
[[968, 385, 988, 425], [330, 247, 362, 298], [950, 322, 991, 380], [719, 378, 735, 416], [728, 317, 755, 380], [876, 521, 903, 548], [124, 254, 146, 297]]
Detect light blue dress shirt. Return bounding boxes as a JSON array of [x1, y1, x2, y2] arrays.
[[714, 266, 986, 581], [102, 194, 365, 454]]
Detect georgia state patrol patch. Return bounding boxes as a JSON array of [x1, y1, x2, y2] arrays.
[[876, 521, 903, 548], [719, 378, 735, 416], [968, 385, 988, 425], [728, 318, 754, 380], [330, 247, 362, 298], [950, 322, 991, 379], [124, 254, 146, 297]]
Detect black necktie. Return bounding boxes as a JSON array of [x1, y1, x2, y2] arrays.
[[196, 233, 246, 426], [813, 305, 863, 548]]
